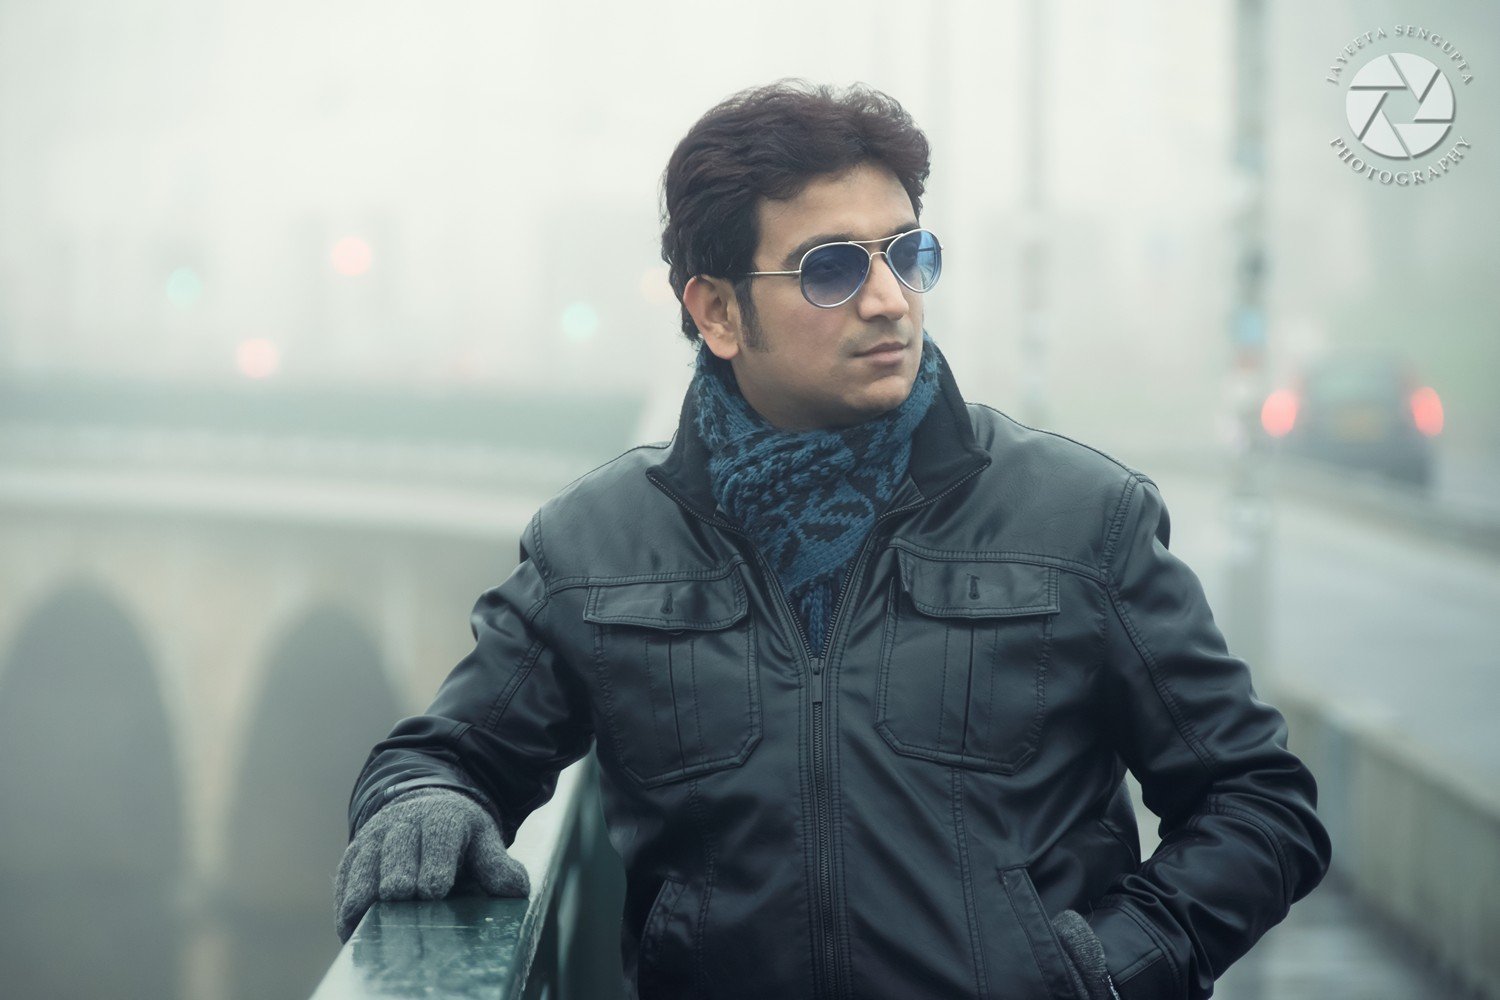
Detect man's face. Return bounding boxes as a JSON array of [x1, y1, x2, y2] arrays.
[[711, 161, 926, 432]]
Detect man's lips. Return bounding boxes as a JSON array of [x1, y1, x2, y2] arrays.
[[856, 340, 906, 357]]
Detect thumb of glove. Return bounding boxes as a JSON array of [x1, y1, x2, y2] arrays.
[[465, 813, 531, 898]]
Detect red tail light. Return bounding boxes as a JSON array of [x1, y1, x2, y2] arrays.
[[1261, 389, 1298, 438], [1410, 386, 1443, 436]]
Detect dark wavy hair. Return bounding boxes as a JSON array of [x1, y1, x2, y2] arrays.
[[659, 79, 932, 343]]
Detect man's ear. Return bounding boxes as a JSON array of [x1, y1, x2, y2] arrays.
[[683, 275, 742, 361]]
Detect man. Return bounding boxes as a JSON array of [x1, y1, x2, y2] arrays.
[[335, 80, 1332, 1000]]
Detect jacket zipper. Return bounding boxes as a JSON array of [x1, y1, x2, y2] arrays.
[[645, 474, 847, 994], [647, 460, 988, 998], [734, 540, 853, 999]]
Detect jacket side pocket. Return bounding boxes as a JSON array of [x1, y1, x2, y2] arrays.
[[998, 863, 1076, 999], [637, 875, 691, 998]]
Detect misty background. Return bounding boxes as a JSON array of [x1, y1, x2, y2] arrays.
[[1, 0, 1497, 997]]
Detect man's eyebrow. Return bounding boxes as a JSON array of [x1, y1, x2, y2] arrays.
[[780, 222, 920, 268]]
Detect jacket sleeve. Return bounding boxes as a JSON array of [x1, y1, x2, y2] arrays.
[[346, 511, 595, 848], [1086, 474, 1332, 1000]]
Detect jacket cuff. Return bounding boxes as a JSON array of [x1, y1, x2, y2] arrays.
[[352, 777, 503, 839], [1087, 903, 1182, 1000]]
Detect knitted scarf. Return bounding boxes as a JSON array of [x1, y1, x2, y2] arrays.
[[690, 330, 942, 658]]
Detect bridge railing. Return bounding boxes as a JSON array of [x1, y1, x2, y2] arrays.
[[308, 749, 628, 1000]]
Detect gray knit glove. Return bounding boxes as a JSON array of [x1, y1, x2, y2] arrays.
[[333, 787, 530, 942], [1053, 909, 1121, 1000]]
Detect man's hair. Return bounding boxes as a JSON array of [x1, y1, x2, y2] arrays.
[[659, 79, 932, 344]]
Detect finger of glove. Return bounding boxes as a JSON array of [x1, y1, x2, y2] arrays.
[[468, 819, 530, 898], [376, 816, 423, 900], [335, 841, 381, 943], [415, 808, 463, 900]]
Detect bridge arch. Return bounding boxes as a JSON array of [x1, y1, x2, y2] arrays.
[[0, 579, 184, 1000], [224, 602, 403, 1000]]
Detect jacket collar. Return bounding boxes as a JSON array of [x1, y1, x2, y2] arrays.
[[645, 339, 992, 527]]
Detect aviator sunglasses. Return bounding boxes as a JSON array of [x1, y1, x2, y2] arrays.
[[742, 227, 943, 308]]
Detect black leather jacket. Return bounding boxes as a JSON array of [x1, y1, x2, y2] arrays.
[[348, 354, 1332, 1000]]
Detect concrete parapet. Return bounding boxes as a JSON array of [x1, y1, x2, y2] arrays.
[[1271, 676, 1500, 1000]]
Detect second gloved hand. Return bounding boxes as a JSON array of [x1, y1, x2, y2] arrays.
[[1052, 908, 1121, 1000], [333, 787, 530, 943]]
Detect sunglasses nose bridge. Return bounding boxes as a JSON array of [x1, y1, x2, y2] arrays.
[[865, 249, 905, 290], [851, 248, 909, 309]]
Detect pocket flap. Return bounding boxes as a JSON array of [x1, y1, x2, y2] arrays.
[[584, 566, 748, 630], [896, 551, 1060, 618]]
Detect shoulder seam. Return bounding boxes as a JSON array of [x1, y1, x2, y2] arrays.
[[527, 508, 553, 586], [967, 402, 1146, 477], [1102, 473, 1149, 575], [531, 437, 671, 590], [554, 438, 672, 495]]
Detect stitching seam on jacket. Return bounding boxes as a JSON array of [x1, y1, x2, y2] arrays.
[[1101, 474, 1217, 774], [644, 636, 670, 773], [479, 636, 548, 733], [1105, 583, 1218, 775], [951, 768, 990, 998], [686, 781, 715, 997], [528, 508, 551, 583], [592, 612, 626, 773], [889, 539, 1104, 582], [1101, 473, 1142, 572], [938, 624, 951, 748], [1000, 870, 1053, 991], [550, 558, 748, 590], [687, 639, 705, 767]]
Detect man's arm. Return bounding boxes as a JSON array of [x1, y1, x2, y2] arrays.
[[347, 510, 595, 849], [1086, 474, 1333, 1000]]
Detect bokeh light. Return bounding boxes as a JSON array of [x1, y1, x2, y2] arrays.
[[1260, 388, 1298, 438], [330, 237, 373, 277], [560, 302, 600, 342], [235, 338, 280, 379], [165, 266, 203, 308], [1410, 386, 1444, 437]]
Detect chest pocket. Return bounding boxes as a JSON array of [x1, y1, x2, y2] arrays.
[[584, 563, 761, 788], [875, 549, 1060, 774]]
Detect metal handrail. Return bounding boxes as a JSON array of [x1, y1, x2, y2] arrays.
[[308, 748, 626, 1000]]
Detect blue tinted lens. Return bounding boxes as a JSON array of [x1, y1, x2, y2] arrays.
[[800, 243, 870, 306], [888, 229, 941, 292]]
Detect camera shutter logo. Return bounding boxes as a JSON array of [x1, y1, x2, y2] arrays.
[[1345, 52, 1454, 158]]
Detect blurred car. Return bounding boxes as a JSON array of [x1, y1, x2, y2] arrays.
[[1260, 350, 1442, 490]]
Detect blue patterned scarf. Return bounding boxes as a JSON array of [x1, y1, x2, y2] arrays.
[[691, 330, 942, 658]]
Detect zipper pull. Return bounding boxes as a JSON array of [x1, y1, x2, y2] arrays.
[[811, 657, 824, 704]]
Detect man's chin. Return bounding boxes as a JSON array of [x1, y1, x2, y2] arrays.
[[841, 384, 914, 426]]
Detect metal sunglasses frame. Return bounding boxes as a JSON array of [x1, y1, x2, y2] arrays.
[[741, 227, 943, 308]]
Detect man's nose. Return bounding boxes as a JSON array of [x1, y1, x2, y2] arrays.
[[855, 252, 910, 321]]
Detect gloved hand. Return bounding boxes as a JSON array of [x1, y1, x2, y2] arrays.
[[333, 787, 530, 942], [1052, 908, 1121, 1000]]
